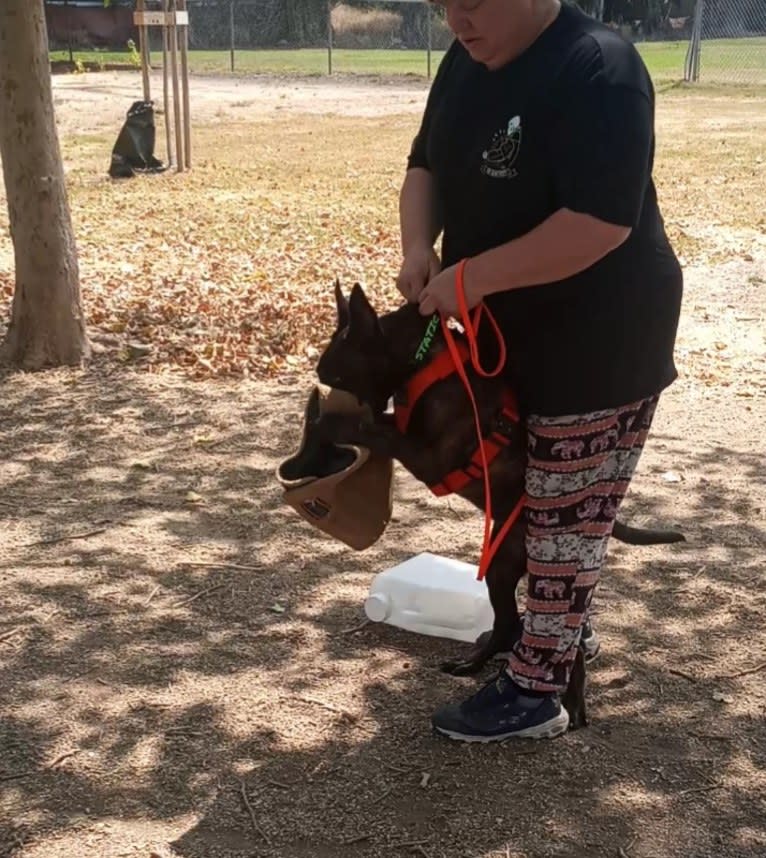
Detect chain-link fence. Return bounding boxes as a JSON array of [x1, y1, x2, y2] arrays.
[[45, 1, 446, 77], [45, 1, 766, 87], [685, 0, 766, 85], [143, 0, 448, 78]]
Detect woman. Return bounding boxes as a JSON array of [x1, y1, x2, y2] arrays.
[[397, 0, 683, 741]]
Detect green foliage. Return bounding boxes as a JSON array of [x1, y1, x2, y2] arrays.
[[126, 38, 141, 68]]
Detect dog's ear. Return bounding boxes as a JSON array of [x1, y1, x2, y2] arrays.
[[348, 283, 382, 341], [334, 279, 349, 331]]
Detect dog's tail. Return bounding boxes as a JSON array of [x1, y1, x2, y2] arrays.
[[612, 520, 685, 545]]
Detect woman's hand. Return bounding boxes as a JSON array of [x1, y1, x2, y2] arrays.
[[396, 245, 441, 303], [417, 262, 484, 318]]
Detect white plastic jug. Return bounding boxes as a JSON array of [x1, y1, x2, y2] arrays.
[[364, 552, 495, 643]]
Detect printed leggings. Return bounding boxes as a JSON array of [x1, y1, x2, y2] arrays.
[[507, 395, 659, 694]]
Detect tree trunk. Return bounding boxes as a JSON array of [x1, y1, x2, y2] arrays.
[[0, 0, 89, 369]]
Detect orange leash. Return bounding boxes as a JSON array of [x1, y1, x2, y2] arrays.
[[439, 259, 526, 581]]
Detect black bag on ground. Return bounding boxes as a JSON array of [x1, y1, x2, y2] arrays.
[[108, 100, 167, 179]]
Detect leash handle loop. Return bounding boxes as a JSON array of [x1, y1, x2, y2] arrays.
[[455, 259, 506, 379]]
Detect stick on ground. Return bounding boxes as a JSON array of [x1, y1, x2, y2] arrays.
[[25, 528, 107, 547], [173, 583, 225, 608], [716, 660, 766, 679], [239, 780, 270, 844], [343, 834, 372, 845], [0, 627, 25, 643], [294, 695, 357, 721], [47, 749, 80, 769], [178, 561, 262, 571], [143, 584, 162, 606], [0, 770, 34, 783], [669, 668, 698, 683], [335, 620, 370, 636], [679, 779, 723, 797]]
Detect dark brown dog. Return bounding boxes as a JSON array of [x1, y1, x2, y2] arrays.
[[314, 282, 684, 728]]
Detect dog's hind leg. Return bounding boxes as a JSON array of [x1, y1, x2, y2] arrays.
[[561, 647, 588, 729]]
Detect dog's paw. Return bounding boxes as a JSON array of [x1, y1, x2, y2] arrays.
[[564, 707, 588, 731], [473, 630, 493, 648]]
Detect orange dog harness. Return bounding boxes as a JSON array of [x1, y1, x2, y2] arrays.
[[393, 260, 527, 581], [393, 337, 520, 497]]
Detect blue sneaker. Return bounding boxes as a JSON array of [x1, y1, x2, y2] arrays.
[[580, 619, 601, 663], [431, 670, 569, 743]]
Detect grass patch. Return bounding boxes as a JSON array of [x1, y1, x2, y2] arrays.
[[50, 37, 766, 85]]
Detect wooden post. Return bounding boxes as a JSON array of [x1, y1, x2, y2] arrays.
[[162, 0, 172, 165], [179, 0, 191, 168], [426, 3, 432, 80], [327, 0, 333, 75], [137, 0, 151, 102], [230, 0, 235, 73], [168, 0, 184, 172], [684, 0, 704, 83], [64, 0, 74, 65], [693, 0, 705, 82], [132, 1, 191, 173]]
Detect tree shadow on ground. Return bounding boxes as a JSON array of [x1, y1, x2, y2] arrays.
[[1, 365, 764, 858]]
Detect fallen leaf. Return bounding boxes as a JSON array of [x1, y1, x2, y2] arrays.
[[127, 341, 153, 359], [661, 471, 683, 483], [712, 692, 734, 704]]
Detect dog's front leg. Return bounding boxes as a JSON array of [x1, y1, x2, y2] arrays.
[[440, 517, 526, 676], [561, 647, 588, 729]]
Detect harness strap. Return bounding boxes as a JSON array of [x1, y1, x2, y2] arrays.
[[441, 259, 526, 582], [430, 394, 519, 496], [394, 339, 470, 434]]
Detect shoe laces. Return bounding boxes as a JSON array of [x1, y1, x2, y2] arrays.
[[464, 667, 515, 710]]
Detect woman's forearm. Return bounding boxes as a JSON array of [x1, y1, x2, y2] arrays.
[[469, 208, 631, 297], [399, 168, 443, 255]]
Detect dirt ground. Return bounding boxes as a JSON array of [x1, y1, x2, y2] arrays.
[[50, 69, 430, 134], [1, 71, 765, 858]]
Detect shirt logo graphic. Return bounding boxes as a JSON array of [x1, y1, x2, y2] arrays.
[[481, 115, 521, 179]]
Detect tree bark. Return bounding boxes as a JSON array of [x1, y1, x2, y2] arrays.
[[0, 0, 89, 369]]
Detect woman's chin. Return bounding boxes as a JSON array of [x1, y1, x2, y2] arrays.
[[462, 39, 501, 69]]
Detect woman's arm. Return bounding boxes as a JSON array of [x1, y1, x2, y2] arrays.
[[417, 208, 631, 316], [469, 207, 631, 298], [397, 168, 443, 301], [399, 167, 443, 254]]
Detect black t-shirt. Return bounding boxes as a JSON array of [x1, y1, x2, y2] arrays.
[[407, 3, 683, 417]]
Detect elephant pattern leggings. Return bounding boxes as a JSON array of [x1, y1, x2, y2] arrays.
[[507, 395, 659, 694]]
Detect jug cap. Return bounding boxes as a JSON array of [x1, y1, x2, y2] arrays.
[[364, 592, 391, 622]]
